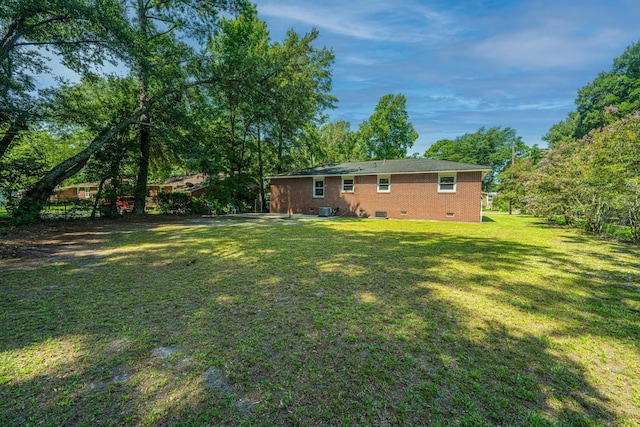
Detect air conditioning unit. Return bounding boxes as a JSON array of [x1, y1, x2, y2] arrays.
[[319, 207, 332, 217]]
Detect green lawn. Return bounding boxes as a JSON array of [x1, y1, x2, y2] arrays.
[[1, 215, 639, 426]]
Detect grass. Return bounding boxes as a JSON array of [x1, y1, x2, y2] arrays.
[[1, 214, 639, 426]]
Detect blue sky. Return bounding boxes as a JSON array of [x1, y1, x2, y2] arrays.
[[253, 0, 640, 154]]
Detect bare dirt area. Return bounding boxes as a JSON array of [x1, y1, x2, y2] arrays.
[[0, 215, 199, 262]]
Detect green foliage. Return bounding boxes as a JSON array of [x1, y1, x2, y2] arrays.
[[200, 12, 335, 207], [205, 173, 258, 211], [152, 192, 209, 215], [356, 93, 418, 160], [574, 40, 640, 136], [543, 112, 580, 149], [494, 145, 544, 211], [4, 1, 336, 222], [0, 0, 130, 158], [424, 126, 526, 191], [494, 159, 536, 212], [317, 120, 364, 163], [526, 111, 640, 241]]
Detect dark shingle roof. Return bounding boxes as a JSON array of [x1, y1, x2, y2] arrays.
[[268, 159, 492, 178]]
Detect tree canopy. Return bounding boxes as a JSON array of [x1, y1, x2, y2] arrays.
[[1, 2, 343, 220], [356, 93, 418, 160], [424, 126, 526, 190], [573, 40, 640, 136], [509, 40, 640, 241]]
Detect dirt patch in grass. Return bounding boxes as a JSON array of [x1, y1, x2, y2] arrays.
[[0, 215, 203, 261]]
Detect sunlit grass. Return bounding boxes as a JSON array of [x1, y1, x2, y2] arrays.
[[1, 214, 639, 426]]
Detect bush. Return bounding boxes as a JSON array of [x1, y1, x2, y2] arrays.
[[153, 192, 210, 215]]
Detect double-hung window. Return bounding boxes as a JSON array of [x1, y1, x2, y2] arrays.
[[313, 177, 325, 198], [438, 174, 456, 192], [377, 175, 390, 193], [84, 187, 91, 198], [342, 176, 354, 193]]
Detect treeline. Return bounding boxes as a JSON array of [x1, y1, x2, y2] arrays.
[[499, 41, 640, 241], [0, 1, 418, 223]]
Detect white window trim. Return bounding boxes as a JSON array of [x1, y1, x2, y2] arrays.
[[84, 187, 91, 198], [438, 173, 457, 193], [377, 174, 391, 193], [313, 177, 325, 198], [342, 176, 355, 193]]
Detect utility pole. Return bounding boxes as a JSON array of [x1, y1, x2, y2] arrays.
[[509, 139, 515, 215]]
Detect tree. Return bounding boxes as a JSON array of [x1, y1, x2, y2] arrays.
[[128, 0, 250, 214], [526, 110, 640, 240], [424, 126, 526, 190], [10, 1, 250, 219], [203, 14, 335, 209], [1, 0, 129, 159], [356, 93, 418, 160], [574, 40, 640, 136], [48, 74, 141, 216], [543, 111, 579, 149], [495, 145, 543, 212], [317, 120, 363, 163]]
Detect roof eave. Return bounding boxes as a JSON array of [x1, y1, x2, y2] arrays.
[[266, 168, 493, 180]]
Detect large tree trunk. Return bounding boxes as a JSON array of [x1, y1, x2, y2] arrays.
[[257, 123, 267, 213], [133, 0, 151, 215], [133, 83, 151, 215], [13, 73, 222, 221], [15, 110, 142, 218]]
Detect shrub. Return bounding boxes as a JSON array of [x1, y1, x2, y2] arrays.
[[153, 192, 210, 215]]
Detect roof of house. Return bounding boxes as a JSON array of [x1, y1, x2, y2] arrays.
[[149, 173, 207, 187], [267, 159, 492, 179]]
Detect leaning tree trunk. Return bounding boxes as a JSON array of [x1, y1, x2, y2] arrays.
[[15, 110, 143, 219], [13, 71, 224, 221]]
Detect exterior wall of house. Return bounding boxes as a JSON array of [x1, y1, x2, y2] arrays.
[[53, 186, 100, 201], [269, 172, 484, 222]]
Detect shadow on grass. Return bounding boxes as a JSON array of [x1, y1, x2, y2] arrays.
[[1, 216, 638, 425]]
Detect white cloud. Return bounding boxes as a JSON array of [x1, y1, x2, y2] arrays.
[[464, 0, 633, 72], [256, 0, 456, 43], [470, 25, 624, 70]]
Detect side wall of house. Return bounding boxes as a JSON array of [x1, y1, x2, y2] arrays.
[[52, 186, 99, 201], [269, 172, 483, 222]]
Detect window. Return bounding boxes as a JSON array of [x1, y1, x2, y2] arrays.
[[438, 174, 456, 192], [84, 187, 91, 198], [313, 177, 325, 198], [377, 175, 390, 192], [342, 176, 354, 193]]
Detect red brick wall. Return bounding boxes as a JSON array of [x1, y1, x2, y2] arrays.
[[270, 172, 484, 222], [53, 186, 99, 200]]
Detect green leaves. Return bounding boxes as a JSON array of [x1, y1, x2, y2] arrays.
[[424, 126, 526, 191], [526, 111, 640, 240], [357, 93, 418, 160], [575, 40, 640, 136]]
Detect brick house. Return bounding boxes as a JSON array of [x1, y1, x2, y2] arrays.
[[53, 182, 101, 201], [147, 173, 209, 198], [53, 173, 209, 202], [268, 159, 492, 222]]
